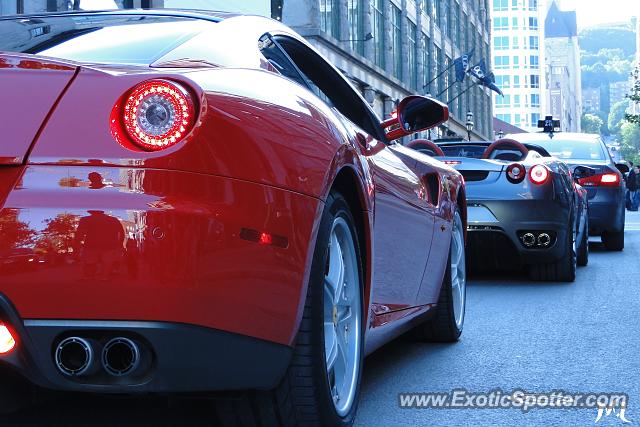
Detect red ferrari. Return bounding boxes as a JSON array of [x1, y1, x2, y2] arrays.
[[0, 9, 467, 426]]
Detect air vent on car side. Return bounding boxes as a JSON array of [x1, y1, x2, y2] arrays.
[[460, 170, 490, 182]]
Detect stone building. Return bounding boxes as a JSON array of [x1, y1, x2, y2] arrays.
[[544, 0, 581, 132]]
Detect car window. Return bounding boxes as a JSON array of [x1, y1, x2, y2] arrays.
[[269, 35, 386, 142], [0, 16, 211, 65], [525, 138, 607, 161]]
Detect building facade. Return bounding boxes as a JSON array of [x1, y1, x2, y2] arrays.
[[544, 0, 581, 132], [282, 0, 493, 140], [490, 0, 547, 132], [0, 0, 494, 141]]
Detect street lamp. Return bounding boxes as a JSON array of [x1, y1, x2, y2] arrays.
[[496, 130, 505, 140], [465, 111, 474, 141]]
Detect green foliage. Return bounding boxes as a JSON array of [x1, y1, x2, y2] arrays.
[[609, 100, 630, 135], [579, 26, 636, 58], [620, 122, 640, 164], [582, 113, 604, 134], [626, 76, 640, 125]]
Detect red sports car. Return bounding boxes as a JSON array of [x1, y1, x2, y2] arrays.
[[0, 9, 467, 425]]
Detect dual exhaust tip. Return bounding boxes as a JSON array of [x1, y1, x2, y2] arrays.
[[522, 232, 552, 248], [55, 336, 140, 377]]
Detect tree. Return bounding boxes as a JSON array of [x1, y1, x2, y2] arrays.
[[620, 122, 640, 164], [608, 100, 630, 135], [582, 113, 604, 134], [626, 67, 640, 125]]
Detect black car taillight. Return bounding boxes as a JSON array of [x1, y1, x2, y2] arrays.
[[578, 172, 620, 187]]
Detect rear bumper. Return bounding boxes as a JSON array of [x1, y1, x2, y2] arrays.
[[0, 293, 291, 393], [587, 188, 625, 234], [466, 199, 571, 268], [0, 165, 322, 348]]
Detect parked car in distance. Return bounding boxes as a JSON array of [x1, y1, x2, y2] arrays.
[[408, 137, 589, 281], [506, 130, 627, 251], [0, 9, 467, 426]]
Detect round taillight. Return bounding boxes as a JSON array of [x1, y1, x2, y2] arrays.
[[529, 164, 550, 185], [506, 163, 526, 183], [121, 79, 195, 151]]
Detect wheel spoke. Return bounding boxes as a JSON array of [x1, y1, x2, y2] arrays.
[[325, 323, 338, 371], [325, 233, 344, 305]]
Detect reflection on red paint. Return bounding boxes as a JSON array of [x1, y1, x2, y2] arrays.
[[259, 232, 272, 245]]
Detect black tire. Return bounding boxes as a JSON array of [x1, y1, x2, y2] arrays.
[[577, 218, 589, 267], [214, 191, 364, 426], [414, 208, 465, 343], [602, 230, 624, 251], [529, 219, 576, 282]]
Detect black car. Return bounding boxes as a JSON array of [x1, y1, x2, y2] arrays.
[[408, 137, 589, 282], [506, 132, 627, 251]]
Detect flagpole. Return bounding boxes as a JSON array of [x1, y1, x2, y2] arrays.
[[422, 62, 456, 91], [448, 81, 478, 105]]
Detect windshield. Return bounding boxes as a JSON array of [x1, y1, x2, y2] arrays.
[[0, 16, 212, 65], [528, 138, 607, 161]]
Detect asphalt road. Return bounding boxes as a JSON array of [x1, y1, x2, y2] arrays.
[[2, 213, 639, 426]]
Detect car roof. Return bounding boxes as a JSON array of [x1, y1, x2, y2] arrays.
[[506, 132, 602, 142], [0, 8, 239, 22]]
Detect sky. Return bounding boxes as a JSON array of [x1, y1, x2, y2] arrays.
[[559, 0, 640, 29]]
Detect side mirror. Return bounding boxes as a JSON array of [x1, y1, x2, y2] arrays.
[[381, 96, 449, 141], [573, 165, 596, 180], [615, 163, 629, 174]]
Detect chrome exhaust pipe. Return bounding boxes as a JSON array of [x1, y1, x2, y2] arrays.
[[102, 337, 140, 376], [538, 233, 551, 247], [55, 337, 95, 376], [522, 233, 536, 247]]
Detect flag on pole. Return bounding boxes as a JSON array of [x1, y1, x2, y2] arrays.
[[453, 49, 474, 83], [468, 59, 503, 96]]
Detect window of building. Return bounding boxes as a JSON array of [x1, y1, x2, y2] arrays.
[[444, 55, 451, 101], [391, 4, 402, 79], [528, 0, 537, 11], [531, 93, 540, 107], [320, 0, 340, 39], [512, 36, 519, 49], [371, 0, 385, 68], [511, 0, 519, 9], [453, 2, 461, 45], [408, 20, 417, 90], [494, 55, 510, 69], [433, 46, 441, 96], [513, 75, 520, 87], [513, 56, 520, 69], [495, 95, 511, 107], [497, 113, 512, 123], [347, 0, 364, 55], [422, 32, 431, 92], [531, 112, 540, 125], [528, 17, 538, 30], [514, 94, 521, 106], [512, 17, 519, 29], [529, 35, 539, 50], [495, 75, 510, 89], [493, 17, 509, 30], [530, 54, 539, 69], [494, 36, 509, 50], [493, 0, 508, 11], [443, 0, 451, 39], [434, 0, 442, 28], [530, 74, 540, 88], [514, 113, 522, 125], [0, 0, 19, 14]]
